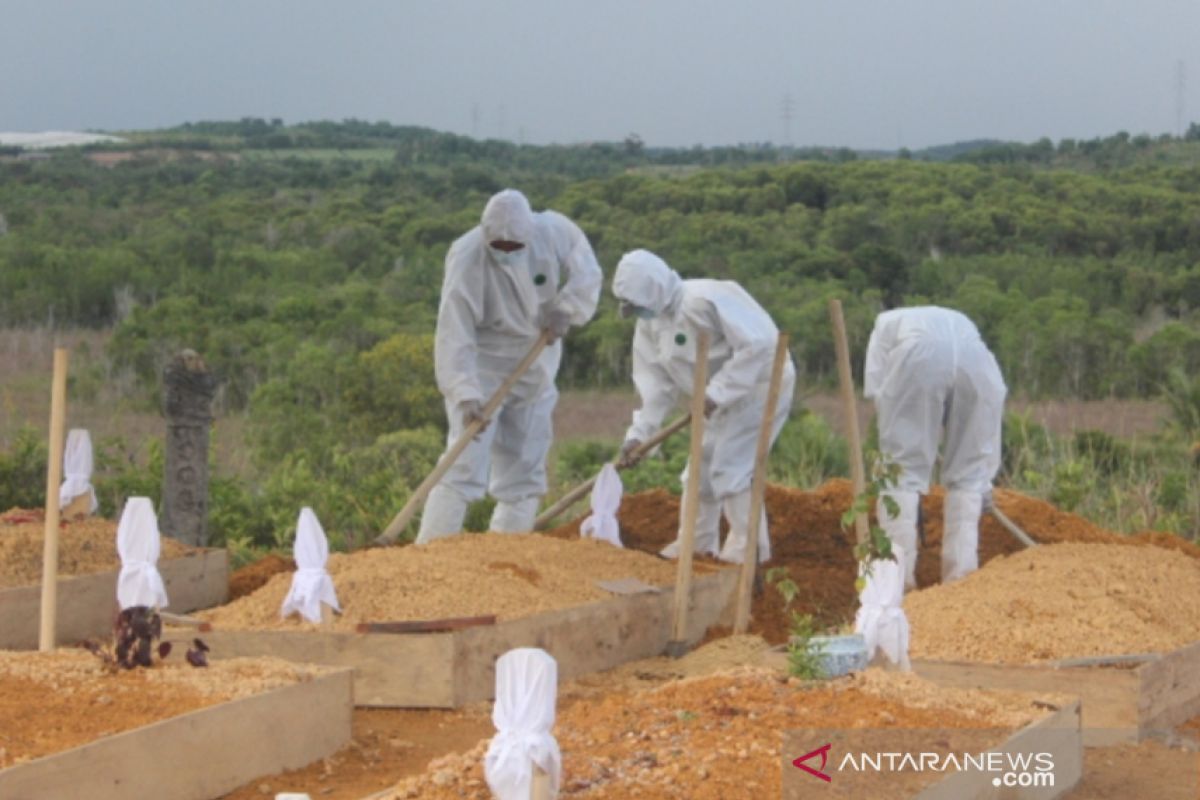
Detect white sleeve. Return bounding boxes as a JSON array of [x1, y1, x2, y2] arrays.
[[434, 240, 485, 409], [547, 214, 602, 325], [626, 324, 679, 443], [863, 323, 887, 400], [685, 294, 774, 409]]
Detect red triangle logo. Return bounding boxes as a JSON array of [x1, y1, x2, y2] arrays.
[[792, 743, 833, 782]]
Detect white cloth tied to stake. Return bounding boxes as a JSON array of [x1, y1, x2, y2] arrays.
[[485, 648, 562, 800], [58, 428, 98, 513], [579, 463, 623, 548], [116, 497, 170, 610], [280, 507, 341, 623], [853, 546, 911, 671]]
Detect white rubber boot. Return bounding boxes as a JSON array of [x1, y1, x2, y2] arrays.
[[878, 491, 920, 590], [660, 495, 721, 559], [942, 489, 982, 583], [489, 496, 541, 533], [415, 485, 470, 544], [717, 490, 770, 564]]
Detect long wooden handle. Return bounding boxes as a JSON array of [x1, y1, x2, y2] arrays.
[[374, 333, 552, 546], [533, 413, 692, 530], [829, 299, 868, 546], [989, 505, 1038, 548], [39, 347, 69, 652], [733, 334, 789, 634], [669, 332, 709, 650]]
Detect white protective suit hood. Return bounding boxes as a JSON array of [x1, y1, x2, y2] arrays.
[[482, 189, 536, 247], [612, 249, 684, 316]]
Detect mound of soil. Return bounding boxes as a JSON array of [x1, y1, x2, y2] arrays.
[[0, 650, 329, 768], [547, 480, 1197, 644], [203, 534, 711, 632], [382, 667, 1057, 799], [0, 508, 193, 589], [906, 542, 1200, 663], [229, 553, 295, 600]]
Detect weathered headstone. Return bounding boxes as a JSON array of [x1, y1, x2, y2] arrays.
[[162, 349, 216, 546]]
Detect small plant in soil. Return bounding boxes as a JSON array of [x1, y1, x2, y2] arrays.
[[765, 567, 827, 680], [841, 453, 900, 592], [784, 611, 827, 680], [82, 606, 209, 671]]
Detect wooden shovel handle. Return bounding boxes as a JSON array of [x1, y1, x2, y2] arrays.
[[533, 414, 691, 530], [374, 333, 552, 546]]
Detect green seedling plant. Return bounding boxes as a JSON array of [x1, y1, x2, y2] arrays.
[[765, 566, 827, 680], [841, 454, 900, 593]]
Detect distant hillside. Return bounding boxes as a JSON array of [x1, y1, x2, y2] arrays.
[[913, 139, 1009, 161], [9, 117, 1200, 173]]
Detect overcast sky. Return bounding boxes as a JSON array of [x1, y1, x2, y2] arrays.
[[3, 0, 1199, 150]]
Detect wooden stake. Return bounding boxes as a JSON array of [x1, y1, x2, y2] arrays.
[[530, 764, 552, 800], [39, 347, 69, 652], [829, 299, 868, 546], [533, 414, 691, 530], [374, 333, 552, 546], [733, 334, 790, 634], [667, 331, 709, 657]]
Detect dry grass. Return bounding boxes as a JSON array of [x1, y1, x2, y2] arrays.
[[552, 389, 639, 441], [0, 326, 1171, 485], [0, 328, 252, 478], [553, 389, 1169, 443]]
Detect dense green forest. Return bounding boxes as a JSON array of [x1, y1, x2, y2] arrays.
[[2, 120, 1199, 552]]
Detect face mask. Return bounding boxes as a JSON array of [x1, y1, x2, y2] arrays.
[[490, 247, 526, 268], [619, 300, 656, 320]]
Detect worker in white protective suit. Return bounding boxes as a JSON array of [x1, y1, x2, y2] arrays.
[[864, 306, 1007, 588], [612, 250, 795, 564], [416, 189, 602, 543]]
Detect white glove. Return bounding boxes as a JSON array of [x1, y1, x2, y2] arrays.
[[461, 400, 489, 432], [540, 304, 572, 342], [617, 439, 643, 469]]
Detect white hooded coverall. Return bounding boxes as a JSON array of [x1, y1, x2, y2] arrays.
[[613, 249, 795, 564], [863, 306, 1007, 586], [417, 190, 602, 543]]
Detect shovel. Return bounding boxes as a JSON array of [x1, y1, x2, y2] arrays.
[[532, 413, 692, 531], [373, 333, 552, 546], [989, 503, 1038, 548]]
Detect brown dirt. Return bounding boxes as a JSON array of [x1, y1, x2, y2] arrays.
[[228, 552, 295, 600], [0, 650, 330, 768], [0, 508, 193, 589], [218, 705, 496, 800], [1065, 741, 1199, 799], [219, 635, 773, 800], [906, 542, 1200, 663], [380, 667, 1056, 799], [202, 533, 713, 632], [213, 631, 1198, 800], [547, 480, 1200, 645]]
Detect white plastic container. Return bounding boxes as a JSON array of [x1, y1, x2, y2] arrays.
[[804, 633, 869, 678]]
